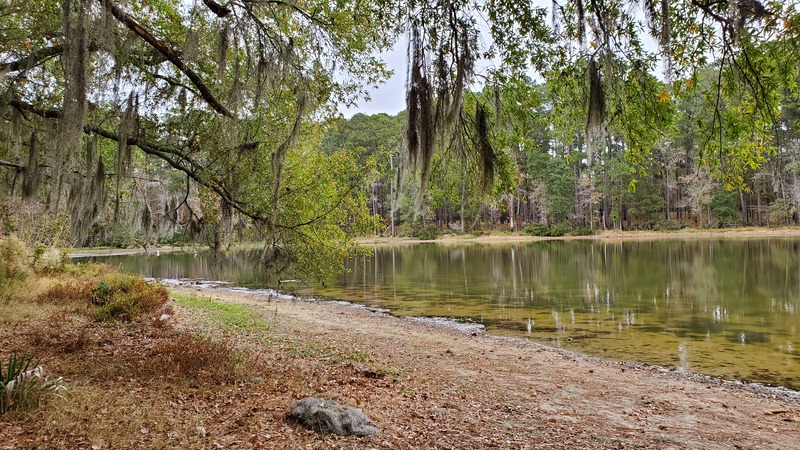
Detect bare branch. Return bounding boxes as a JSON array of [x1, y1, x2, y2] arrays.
[[243, 0, 332, 26], [8, 99, 62, 119], [0, 45, 64, 73]]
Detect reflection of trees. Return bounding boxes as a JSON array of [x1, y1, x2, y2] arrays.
[[340, 240, 800, 327]]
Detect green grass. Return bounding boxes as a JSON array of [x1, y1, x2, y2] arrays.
[[171, 293, 271, 333]]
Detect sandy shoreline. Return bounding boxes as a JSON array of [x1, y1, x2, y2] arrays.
[[357, 227, 800, 245], [167, 284, 800, 448], [67, 227, 800, 257]]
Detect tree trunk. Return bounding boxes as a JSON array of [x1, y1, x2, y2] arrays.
[[739, 189, 747, 226], [507, 194, 515, 232]]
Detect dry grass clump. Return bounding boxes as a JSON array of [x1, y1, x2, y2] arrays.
[[34, 268, 168, 323], [27, 318, 93, 355], [145, 333, 247, 384], [36, 280, 94, 305]]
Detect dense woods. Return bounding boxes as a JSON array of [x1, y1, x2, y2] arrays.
[[1, 0, 799, 278], [324, 69, 800, 235]]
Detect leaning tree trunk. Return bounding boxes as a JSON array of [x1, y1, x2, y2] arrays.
[[22, 131, 40, 200]]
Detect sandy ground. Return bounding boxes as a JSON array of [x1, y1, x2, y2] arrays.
[[67, 228, 800, 258], [170, 285, 800, 449], [357, 227, 800, 246]]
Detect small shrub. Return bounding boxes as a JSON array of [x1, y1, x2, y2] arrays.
[[32, 248, 70, 274], [413, 226, 441, 241], [0, 236, 31, 285], [654, 220, 686, 231], [89, 273, 168, 321], [523, 224, 566, 237], [769, 199, 795, 225], [0, 199, 13, 235], [62, 262, 113, 278], [0, 352, 65, 414], [568, 226, 594, 236]]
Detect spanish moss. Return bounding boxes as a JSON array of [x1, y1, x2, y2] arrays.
[[404, 0, 478, 222], [53, 0, 88, 212], [586, 57, 605, 140], [475, 103, 495, 192]]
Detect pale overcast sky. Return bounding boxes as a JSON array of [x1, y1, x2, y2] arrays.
[[339, 40, 408, 118]]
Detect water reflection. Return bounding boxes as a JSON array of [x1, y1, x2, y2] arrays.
[[82, 238, 800, 390]]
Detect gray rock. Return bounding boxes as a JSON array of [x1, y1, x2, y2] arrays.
[[289, 397, 379, 436]]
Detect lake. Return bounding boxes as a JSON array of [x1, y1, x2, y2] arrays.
[[81, 238, 800, 390]]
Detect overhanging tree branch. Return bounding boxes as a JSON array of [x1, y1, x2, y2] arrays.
[[8, 99, 62, 119], [101, 0, 235, 119], [0, 45, 64, 73], [203, 0, 232, 18]]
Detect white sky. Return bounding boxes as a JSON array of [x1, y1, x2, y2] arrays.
[[339, 40, 408, 118]]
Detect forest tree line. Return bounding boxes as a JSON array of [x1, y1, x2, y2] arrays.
[[325, 68, 800, 235]]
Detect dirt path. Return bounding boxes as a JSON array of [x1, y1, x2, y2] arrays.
[[173, 286, 800, 449]]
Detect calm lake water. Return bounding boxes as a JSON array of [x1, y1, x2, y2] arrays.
[[82, 239, 800, 390]]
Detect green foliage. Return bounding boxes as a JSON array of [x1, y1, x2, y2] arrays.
[[568, 226, 594, 236], [544, 157, 577, 223], [523, 224, 568, 237], [89, 273, 168, 321], [654, 221, 687, 232], [256, 142, 377, 283], [769, 199, 795, 225], [413, 226, 442, 241], [0, 236, 31, 288], [322, 113, 405, 157], [710, 190, 740, 225], [0, 352, 64, 414], [172, 293, 270, 333]]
